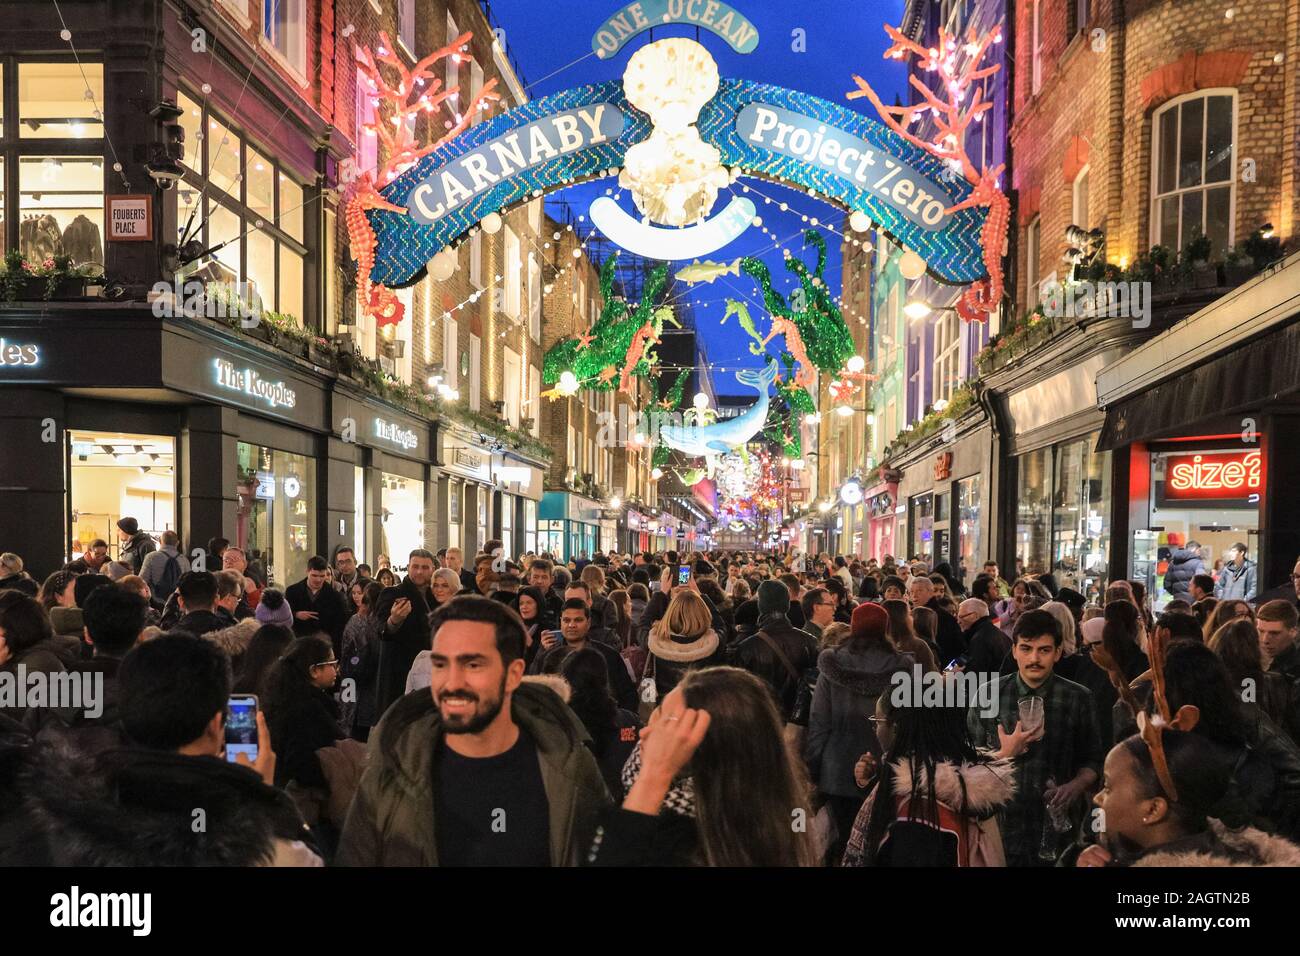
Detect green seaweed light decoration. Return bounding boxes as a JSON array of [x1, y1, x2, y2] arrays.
[[542, 253, 677, 396], [739, 229, 856, 393]]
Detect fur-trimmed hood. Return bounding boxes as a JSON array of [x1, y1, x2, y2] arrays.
[[205, 617, 260, 660], [1133, 818, 1300, 867], [22, 738, 319, 866], [818, 645, 914, 696], [890, 757, 1016, 815], [649, 627, 720, 663]]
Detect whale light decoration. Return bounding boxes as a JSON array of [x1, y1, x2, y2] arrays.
[[658, 361, 777, 458]]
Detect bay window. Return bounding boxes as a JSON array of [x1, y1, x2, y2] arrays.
[[1151, 90, 1235, 258], [175, 90, 308, 322], [1, 59, 106, 266]]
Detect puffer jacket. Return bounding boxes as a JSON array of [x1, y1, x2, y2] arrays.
[[1215, 559, 1258, 602], [731, 612, 819, 720], [843, 757, 1015, 866], [805, 643, 915, 797], [1164, 547, 1205, 599], [336, 677, 611, 866], [645, 626, 725, 698], [119, 531, 156, 575]]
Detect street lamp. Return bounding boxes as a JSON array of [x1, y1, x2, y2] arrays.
[[904, 301, 958, 322]]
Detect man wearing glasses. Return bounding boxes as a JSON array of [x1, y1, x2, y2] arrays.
[[800, 587, 836, 643]]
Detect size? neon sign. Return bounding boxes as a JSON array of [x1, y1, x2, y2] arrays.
[[1164, 450, 1262, 501]]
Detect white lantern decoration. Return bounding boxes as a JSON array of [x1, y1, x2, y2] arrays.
[[557, 371, 580, 396], [480, 211, 503, 234], [429, 248, 457, 281], [849, 210, 871, 233], [846, 355, 866, 374], [899, 249, 928, 280]]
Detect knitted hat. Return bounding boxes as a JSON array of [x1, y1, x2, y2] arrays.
[[116, 517, 139, 535], [756, 579, 790, 616], [255, 588, 294, 629], [850, 602, 889, 644]]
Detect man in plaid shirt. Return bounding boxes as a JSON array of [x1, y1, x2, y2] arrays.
[[968, 609, 1103, 866]]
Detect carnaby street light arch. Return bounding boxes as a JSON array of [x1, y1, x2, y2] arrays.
[[363, 76, 992, 290]]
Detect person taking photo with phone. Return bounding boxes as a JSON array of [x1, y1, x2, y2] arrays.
[[286, 556, 350, 653], [373, 549, 437, 720]]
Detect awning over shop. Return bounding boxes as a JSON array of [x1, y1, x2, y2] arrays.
[[1096, 314, 1300, 450]]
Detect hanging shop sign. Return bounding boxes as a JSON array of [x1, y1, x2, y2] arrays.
[[1157, 449, 1263, 508], [369, 80, 988, 289], [934, 451, 953, 481], [868, 491, 894, 517], [592, 0, 759, 58], [106, 195, 153, 241]]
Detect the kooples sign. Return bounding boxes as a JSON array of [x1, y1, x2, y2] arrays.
[[212, 358, 297, 410], [0, 339, 39, 367], [374, 419, 418, 450]]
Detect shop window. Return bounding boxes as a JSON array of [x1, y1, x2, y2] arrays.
[[19, 155, 104, 266], [477, 487, 489, 552], [524, 500, 538, 555], [909, 492, 934, 563], [177, 91, 203, 172], [1016, 446, 1051, 574], [447, 480, 462, 551], [19, 62, 103, 139], [235, 441, 317, 587], [262, 0, 306, 77], [381, 473, 424, 570], [1151, 91, 1235, 258], [1051, 436, 1111, 599], [69, 431, 176, 563], [353, 465, 367, 564]]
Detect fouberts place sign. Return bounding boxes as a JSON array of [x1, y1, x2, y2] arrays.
[[212, 358, 297, 410]]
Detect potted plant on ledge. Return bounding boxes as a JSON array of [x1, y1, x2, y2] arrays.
[[1, 252, 96, 302]]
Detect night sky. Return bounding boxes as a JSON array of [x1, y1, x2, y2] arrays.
[[486, 0, 906, 394]]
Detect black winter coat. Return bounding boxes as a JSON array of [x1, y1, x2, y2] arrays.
[[266, 685, 343, 790], [927, 599, 967, 664], [731, 612, 819, 719], [373, 578, 434, 720], [284, 580, 350, 651], [961, 616, 1010, 676]]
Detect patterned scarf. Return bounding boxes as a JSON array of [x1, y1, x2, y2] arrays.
[[620, 741, 697, 819]]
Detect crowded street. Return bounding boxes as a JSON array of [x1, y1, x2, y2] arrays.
[[0, 0, 1297, 934]]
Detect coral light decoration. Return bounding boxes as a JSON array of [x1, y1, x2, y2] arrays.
[[345, 31, 501, 327], [848, 22, 1009, 323]]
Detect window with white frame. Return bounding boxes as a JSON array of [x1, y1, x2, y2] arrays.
[[1026, 216, 1041, 306], [446, 13, 460, 98], [261, 0, 306, 77], [469, 334, 481, 411], [1072, 166, 1090, 231], [354, 68, 378, 176], [470, 60, 484, 126], [1151, 90, 1235, 258], [398, 0, 415, 56], [529, 366, 541, 435], [1031, 0, 1043, 95], [469, 230, 483, 287], [933, 310, 961, 405], [443, 315, 458, 389], [503, 348, 521, 427], [504, 226, 521, 319], [528, 251, 541, 341]]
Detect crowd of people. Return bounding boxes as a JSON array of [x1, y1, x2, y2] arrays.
[[3, 524, 1300, 868]]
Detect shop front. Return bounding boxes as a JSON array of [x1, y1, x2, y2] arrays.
[[491, 454, 545, 559], [864, 474, 899, 562], [1096, 254, 1300, 602], [993, 348, 1121, 602], [435, 426, 497, 558], [538, 491, 603, 562], [890, 412, 993, 580], [331, 390, 432, 572], [0, 308, 330, 584]]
